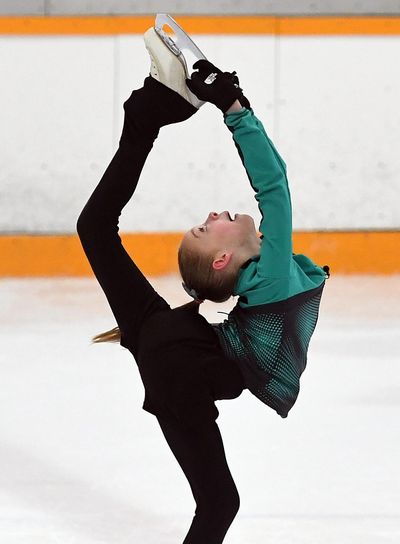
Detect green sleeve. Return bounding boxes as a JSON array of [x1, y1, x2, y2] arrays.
[[224, 108, 293, 278]]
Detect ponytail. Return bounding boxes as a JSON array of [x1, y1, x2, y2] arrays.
[[92, 326, 121, 344]]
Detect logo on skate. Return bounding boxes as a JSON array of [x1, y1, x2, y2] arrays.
[[204, 72, 218, 84]]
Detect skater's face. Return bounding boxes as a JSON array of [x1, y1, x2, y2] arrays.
[[182, 211, 261, 262]]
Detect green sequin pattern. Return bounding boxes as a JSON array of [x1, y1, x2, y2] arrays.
[[215, 284, 324, 417]]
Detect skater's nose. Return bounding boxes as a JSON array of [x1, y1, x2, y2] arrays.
[[207, 212, 219, 222]]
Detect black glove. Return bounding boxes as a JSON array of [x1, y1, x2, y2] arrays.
[[186, 59, 250, 113]]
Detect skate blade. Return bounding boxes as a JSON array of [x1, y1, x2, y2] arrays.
[[154, 13, 207, 78]]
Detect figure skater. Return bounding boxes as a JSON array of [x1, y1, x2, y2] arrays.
[[77, 29, 247, 544], [77, 21, 328, 544]]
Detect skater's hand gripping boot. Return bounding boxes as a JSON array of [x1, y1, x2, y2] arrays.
[[186, 60, 250, 113]]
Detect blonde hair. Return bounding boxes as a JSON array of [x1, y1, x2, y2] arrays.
[[92, 326, 121, 344], [178, 240, 238, 303], [92, 237, 239, 344]]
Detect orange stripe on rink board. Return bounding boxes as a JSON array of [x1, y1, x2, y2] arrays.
[[0, 233, 182, 277], [0, 15, 275, 35], [0, 15, 153, 35], [293, 231, 400, 275], [1, 16, 400, 36], [0, 231, 399, 277], [278, 16, 400, 35]]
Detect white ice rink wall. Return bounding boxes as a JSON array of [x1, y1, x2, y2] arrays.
[[0, 12, 399, 275], [1, 19, 400, 233]]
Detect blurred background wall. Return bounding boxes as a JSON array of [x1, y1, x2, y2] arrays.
[[1, 2, 399, 275], [1, 1, 400, 15]]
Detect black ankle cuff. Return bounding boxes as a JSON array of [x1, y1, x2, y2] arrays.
[[123, 76, 197, 130]]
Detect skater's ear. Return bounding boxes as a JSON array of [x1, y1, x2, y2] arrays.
[[212, 252, 233, 271]]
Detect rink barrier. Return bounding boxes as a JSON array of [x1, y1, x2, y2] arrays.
[[1, 16, 400, 35], [0, 231, 399, 277], [1, 17, 399, 276]]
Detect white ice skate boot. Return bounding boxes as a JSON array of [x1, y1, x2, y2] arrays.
[[144, 13, 207, 109]]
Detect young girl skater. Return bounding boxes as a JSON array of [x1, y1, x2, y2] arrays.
[[180, 60, 329, 419], [77, 31, 247, 544]]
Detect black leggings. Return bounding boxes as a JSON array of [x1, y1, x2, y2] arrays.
[[157, 417, 239, 543], [77, 77, 240, 542]]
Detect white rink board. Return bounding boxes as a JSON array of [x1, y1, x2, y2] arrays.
[[278, 36, 400, 230], [0, 33, 399, 233], [0, 36, 115, 232]]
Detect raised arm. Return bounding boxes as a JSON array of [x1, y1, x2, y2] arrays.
[[224, 107, 293, 278], [187, 61, 292, 279]]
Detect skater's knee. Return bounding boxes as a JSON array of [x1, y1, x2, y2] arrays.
[[199, 483, 240, 525], [220, 485, 240, 521]]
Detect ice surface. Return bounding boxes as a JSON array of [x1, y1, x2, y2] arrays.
[[1, 275, 399, 543]]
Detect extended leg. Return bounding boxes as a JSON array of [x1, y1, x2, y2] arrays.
[[77, 77, 197, 352]]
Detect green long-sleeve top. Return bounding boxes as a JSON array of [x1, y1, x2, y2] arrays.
[[214, 107, 328, 417], [226, 107, 326, 305]]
